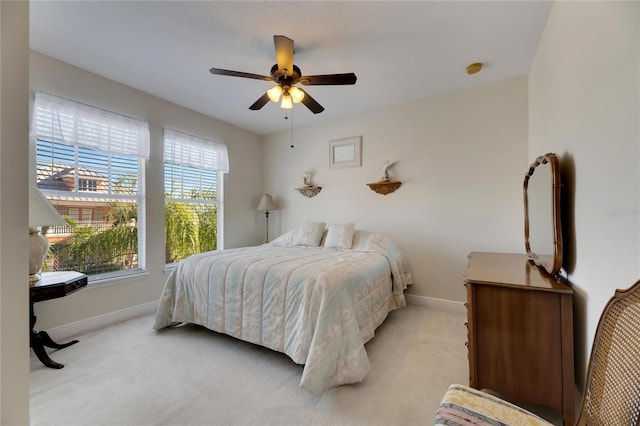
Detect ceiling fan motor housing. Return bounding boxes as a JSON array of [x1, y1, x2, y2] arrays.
[[270, 64, 302, 86]]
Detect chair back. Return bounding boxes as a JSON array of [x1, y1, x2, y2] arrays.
[[576, 279, 640, 425]]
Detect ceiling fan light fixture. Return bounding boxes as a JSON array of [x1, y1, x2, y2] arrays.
[[290, 86, 305, 104], [281, 91, 293, 109], [267, 85, 283, 102]]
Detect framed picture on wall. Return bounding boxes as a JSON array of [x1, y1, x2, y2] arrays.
[[329, 136, 362, 169]]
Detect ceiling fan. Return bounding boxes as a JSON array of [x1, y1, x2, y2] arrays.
[[209, 35, 357, 114]]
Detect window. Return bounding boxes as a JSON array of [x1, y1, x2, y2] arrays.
[[78, 179, 98, 192], [81, 209, 93, 223], [66, 207, 93, 224], [163, 129, 228, 264], [31, 92, 149, 279]]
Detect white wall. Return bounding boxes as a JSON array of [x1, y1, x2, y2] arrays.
[[262, 77, 529, 303], [29, 52, 264, 331], [529, 1, 640, 386], [0, 2, 30, 423]]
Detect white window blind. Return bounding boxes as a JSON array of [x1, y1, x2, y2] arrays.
[[163, 129, 229, 173], [163, 128, 226, 264], [32, 92, 148, 280], [31, 92, 150, 159]]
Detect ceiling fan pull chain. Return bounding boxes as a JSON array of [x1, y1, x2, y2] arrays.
[[290, 107, 294, 148]]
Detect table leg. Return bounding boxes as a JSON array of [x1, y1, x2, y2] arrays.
[[30, 329, 64, 369], [30, 302, 78, 369], [37, 331, 78, 350]]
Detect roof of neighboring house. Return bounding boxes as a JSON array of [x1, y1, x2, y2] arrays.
[[46, 195, 135, 204], [37, 163, 108, 192]]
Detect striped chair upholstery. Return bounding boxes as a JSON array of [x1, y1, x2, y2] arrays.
[[434, 384, 552, 426]]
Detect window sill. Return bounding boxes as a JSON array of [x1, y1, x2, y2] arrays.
[[87, 269, 149, 289]]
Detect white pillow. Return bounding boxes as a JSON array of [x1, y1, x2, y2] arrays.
[[293, 221, 326, 247], [324, 223, 356, 250], [269, 229, 296, 247]]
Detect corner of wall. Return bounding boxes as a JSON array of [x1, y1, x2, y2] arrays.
[[0, 2, 31, 424]]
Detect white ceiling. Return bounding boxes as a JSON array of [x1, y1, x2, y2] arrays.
[[30, 1, 551, 136]]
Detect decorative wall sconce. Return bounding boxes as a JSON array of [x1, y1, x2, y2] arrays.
[[296, 170, 322, 197], [367, 180, 401, 195], [296, 185, 322, 198], [367, 160, 402, 195]]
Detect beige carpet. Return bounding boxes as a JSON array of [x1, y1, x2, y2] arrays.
[[30, 305, 468, 426]]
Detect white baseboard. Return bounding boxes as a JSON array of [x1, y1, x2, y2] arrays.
[[405, 293, 466, 313], [47, 300, 158, 342]]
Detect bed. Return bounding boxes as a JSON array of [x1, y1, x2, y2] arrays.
[[154, 222, 413, 395]]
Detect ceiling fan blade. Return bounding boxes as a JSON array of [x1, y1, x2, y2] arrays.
[[298, 89, 324, 114], [298, 73, 357, 86], [249, 93, 271, 111], [209, 68, 274, 82], [274, 35, 294, 74]]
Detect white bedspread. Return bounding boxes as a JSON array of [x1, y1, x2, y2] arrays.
[[154, 232, 412, 395]]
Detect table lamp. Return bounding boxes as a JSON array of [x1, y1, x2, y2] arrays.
[[29, 187, 68, 283], [257, 194, 277, 243]]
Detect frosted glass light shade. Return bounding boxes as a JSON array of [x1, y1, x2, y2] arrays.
[[280, 92, 293, 109], [290, 87, 305, 104], [267, 85, 283, 102]]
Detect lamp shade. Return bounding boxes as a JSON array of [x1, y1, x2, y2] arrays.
[[257, 194, 277, 211], [29, 187, 68, 227], [29, 187, 68, 282]]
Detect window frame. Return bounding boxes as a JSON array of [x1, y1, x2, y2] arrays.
[[31, 92, 150, 282], [78, 178, 98, 192], [163, 129, 228, 266]]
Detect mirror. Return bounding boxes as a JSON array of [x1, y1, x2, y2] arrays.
[[524, 153, 562, 276]]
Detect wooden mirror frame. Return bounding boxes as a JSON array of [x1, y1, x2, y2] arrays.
[[524, 153, 563, 276]]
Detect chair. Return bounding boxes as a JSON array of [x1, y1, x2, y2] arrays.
[[435, 279, 640, 426]]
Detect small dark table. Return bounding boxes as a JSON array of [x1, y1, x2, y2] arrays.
[[30, 271, 87, 369]]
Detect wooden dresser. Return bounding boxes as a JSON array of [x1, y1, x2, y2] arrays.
[[465, 252, 574, 425]]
